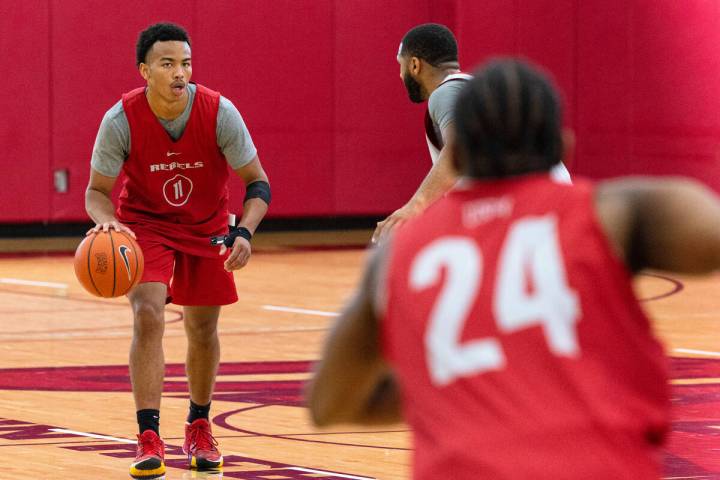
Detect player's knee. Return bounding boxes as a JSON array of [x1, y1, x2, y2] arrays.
[[132, 301, 165, 337], [185, 317, 218, 341]]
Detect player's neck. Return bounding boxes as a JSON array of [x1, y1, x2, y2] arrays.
[[145, 88, 189, 121], [426, 66, 462, 96]]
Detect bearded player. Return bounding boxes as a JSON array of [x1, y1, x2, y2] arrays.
[[373, 24, 570, 242]]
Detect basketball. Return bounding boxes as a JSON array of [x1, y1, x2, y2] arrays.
[[73, 230, 144, 297]]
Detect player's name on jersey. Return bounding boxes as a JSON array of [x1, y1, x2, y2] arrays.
[[462, 195, 514, 228], [150, 161, 204, 172]]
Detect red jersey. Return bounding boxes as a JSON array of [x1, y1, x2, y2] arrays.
[[117, 84, 229, 257], [382, 175, 670, 479]]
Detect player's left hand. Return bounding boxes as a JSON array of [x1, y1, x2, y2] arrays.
[[220, 237, 251, 271], [372, 203, 421, 244]]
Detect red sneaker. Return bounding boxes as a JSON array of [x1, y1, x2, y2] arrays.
[[130, 430, 166, 478], [183, 418, 223, 469]]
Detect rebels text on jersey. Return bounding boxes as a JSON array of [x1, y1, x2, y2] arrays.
[[149, 161, 204, 172]]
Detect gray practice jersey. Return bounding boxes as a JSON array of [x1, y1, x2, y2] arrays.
[[91, 83, 257, 177], [428, 79, 467, 142], [426, 74, 472, 164]]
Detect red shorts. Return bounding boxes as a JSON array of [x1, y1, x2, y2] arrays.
[[136, 231, 238, 306]]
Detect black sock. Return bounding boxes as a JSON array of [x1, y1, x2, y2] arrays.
[[137, 409, 160, 435], [187, 400, 211, 423]]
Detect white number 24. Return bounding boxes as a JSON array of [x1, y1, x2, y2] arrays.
[[409, 215, 581, 386]]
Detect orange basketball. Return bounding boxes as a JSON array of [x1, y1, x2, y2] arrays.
[[74, 230, 144, 298]]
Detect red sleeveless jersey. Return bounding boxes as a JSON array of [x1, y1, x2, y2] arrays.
[[382, 175, 670, 479], [117, 84, 229, 257]]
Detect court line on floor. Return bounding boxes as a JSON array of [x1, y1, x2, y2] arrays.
[[214, 406, 409, 451], [164, 428, 408, 441], [638, 273, 684, 302], [219, 325, 328, 335], [0, 309, 184, 341], [0, 278, 68, 289], [0, 439, 109, 448], [50, 427, 376, 479], [262, 305, 339, 317], [288, 467, 373, 479], [281, 429, 408, 436], [0, 286, 127, 306], [674, 348, 720, 357], [0, 307, 107, 315], [49, 428, 136, 444]]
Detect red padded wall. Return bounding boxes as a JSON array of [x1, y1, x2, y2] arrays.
[[516, 0, 576, 132], [575, 0, 720, 188], [454, 1, 577, 126], [630, 1, 720, 187], [0, 0, 50, 222], [333, 1, 432, 214], [48, 0, 195, 221], [196, 0, 336, 217], [3, 1, 720, 223], [575, 0, 633, 177]]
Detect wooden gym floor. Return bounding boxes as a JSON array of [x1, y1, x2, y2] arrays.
[[0, 231, 718, 479]]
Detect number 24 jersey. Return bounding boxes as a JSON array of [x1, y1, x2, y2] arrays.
[[382, 175, 669, 479]]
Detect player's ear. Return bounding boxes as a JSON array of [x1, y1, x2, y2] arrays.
[[561, 128, 575, 170], [139, 63, 150, 81], [410, 56, 421, 75]]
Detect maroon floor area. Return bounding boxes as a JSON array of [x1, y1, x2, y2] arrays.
[[0, 357, 717, 476]]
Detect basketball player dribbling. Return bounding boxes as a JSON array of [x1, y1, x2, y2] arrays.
[[372, 24, 570, 243], [84, 23, 271, 478], [309, 59, 720, 478]]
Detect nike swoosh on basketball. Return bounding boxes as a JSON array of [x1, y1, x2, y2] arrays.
[[118, 245, 132, 281], [167, 151, 181, 156]]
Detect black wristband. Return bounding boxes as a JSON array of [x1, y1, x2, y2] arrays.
[[244, 180, 271, 205], [210, 226, 252, 247], [233, 226, 253, 242]]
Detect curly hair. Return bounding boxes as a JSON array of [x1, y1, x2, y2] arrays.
[[399, 23, 458, 66], [136, 22, 191, 66]]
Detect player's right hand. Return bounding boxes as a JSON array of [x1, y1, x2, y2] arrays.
[[86, 221, 137, 239]]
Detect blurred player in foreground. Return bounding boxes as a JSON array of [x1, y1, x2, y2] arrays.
[[372, 24, 571, 243], [85, 23, 270, 478], [309, 58, 720, 479]]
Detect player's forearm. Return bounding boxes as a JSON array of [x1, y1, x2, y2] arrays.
[[85, 188, 118, 224], [308, 293, 387, 427], [232, 160, 270, 234], [308, 371, 363, 427], [237, 198, 268, 234], [406, 147, 458, 211], [308, 361, 391, 427]]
